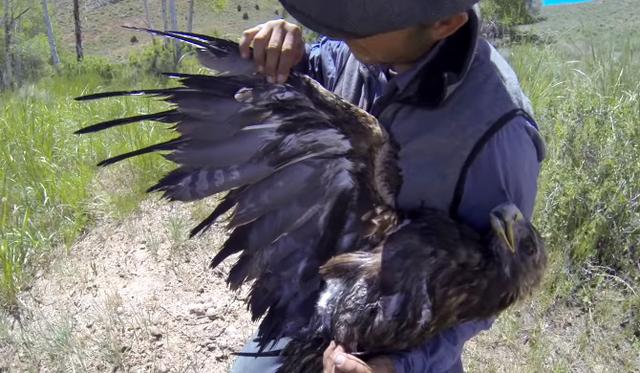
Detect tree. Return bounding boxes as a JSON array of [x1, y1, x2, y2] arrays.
[[3, 0, 13, 87], [187, 0, 195, 32], [169, 0, 177, 30], [73, 0, 83, 61], [161, 0, 169, 46], [41, 0, 60, 66], [2, 1, 30, 88], [161, 0, 168, 30], [168, 0, 180, 64], [142, 0, 153, 28]]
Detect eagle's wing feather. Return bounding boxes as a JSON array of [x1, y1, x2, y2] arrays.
[[76, 70, 369, 345], [121, 26, 256, 75]]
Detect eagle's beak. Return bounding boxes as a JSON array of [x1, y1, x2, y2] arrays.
[[490, 204, 525, 254]]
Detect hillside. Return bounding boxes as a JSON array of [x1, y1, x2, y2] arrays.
[[50, 0, 284, 59], [1, 0, 639, 371]]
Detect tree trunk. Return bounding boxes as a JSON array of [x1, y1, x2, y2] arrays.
[[142, 0, 153, 28], [41, 0, 60, 66], [168, 0, 180, 64], [524, 0, 542, 17], [161, 0, 168, 46], [168, 0, 177, 30], [3, 0, 13, 88], [187, 0, 194, 32], [73, 0, 83, 61], [161, 0, 168, 30]]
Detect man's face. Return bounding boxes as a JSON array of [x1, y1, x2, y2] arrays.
[[343, 25, 438, 67]]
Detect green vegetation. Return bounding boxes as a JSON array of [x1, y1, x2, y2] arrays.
[[481, 0, 537, 28], [0, 0, 284, 310], [465, 1, 640, 369], [1, 0, 639, 369], [0, 56, 177, 307]]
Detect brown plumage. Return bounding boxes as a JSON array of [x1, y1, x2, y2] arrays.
[[278, 204, 545, 372], [75, 28, 546, 371]]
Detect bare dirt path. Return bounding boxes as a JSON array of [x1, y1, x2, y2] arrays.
[[2, 198, 638, 372], [1, 199, 255, 372]]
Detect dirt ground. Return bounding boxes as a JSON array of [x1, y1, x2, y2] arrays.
[[2, 197, 638, 372], [2, 1, 639, 371], [1, 199, 255, 372]]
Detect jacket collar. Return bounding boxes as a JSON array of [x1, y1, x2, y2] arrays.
[[391, 8, 480, 108]]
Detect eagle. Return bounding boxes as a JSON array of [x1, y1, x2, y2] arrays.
[[76, 28, 547, 372]]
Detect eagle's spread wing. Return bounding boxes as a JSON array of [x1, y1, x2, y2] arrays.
[[77, 29, 547, 370], [76, 32, 392, 344], [122, 27, 257, 75]]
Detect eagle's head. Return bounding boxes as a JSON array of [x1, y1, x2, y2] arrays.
[[489, 203, 547, 295]]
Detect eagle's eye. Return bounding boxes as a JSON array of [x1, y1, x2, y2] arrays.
[[520, 236, 537, 256]]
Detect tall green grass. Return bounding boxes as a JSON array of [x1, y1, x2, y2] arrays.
[[0, 58, 176, 308], [509, 35, 640, 336], [512, 37, 640, 273]]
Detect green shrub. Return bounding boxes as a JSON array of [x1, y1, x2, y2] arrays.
[[0, 66, 172, 308], [128, 40, 181, 75], [510, 38, 640, 278], [481, 0, 537, 28]]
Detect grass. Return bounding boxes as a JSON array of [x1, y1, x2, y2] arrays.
[[515, 36, 640, 276], [0, 57, 177, 308], [1, 0, 639, 369], [463, 30, 640, 371]]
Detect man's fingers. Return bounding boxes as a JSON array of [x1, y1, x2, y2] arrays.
[[239, 25, 261, 59], [239, 20, 304, 83], [264, 25, 286, 82], [251, 26, 273, 73], [276, 27, 304, 83], [323, 341, 337, 373], [333, 346, 373, 373]]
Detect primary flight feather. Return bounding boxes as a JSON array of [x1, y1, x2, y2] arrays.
[[76, 28, 546, 371]]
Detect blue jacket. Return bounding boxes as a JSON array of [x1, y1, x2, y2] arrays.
[[299, 10, 544, 373]]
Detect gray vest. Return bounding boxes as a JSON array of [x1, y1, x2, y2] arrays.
[[323, 13, 545, 217]]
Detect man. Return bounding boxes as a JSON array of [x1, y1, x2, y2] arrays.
[[232, 1, 545, 372]]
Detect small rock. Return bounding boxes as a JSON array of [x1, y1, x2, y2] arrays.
[[205, 308, 217, 319], [86, 321, 94, 329], [189, 305, 206, 316], [156, 363, 169, 373], [150, 326, 163, 339]]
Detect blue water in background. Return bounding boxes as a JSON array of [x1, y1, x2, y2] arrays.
[[543, 0, 593, 6]]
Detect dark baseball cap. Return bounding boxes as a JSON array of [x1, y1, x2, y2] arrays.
[[280, 0, 481, 38]]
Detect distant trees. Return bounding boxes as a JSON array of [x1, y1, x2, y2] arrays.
[[142, 0, 153, 28], [187, 0, 195, 32], [3, 0, 13, 87], [41, 0, 60, 66], [2, 1, 30, 88], [168, 0, 181, 64], [0, 0, 232, 90], [73, 0, 83, 61]]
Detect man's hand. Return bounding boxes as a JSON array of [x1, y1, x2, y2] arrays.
[[323, 341, 396, 373], [239, 20, 306, 84]]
